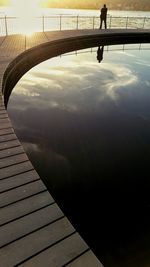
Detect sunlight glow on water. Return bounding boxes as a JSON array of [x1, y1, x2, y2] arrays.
[[0, 7, 150, 35], [9, 0, 41, 34]]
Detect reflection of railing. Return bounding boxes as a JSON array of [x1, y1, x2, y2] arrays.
[[0, 14, 150, 36], [61, 43, 150, 57]]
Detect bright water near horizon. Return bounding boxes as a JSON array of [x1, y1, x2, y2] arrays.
[[0, 7, 150, 36], [0, 6, 150, 17], [8, 42, 150, 267]]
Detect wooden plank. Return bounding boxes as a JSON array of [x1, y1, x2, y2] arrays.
[[25, 32, 48, 50], [0, 34, 26, 58], [0, 139, 20, 151], [0, 145, 24, 159], [18, 233, 88, 267], [0, 217, 75, 267], [0, 118, 10, 124], [0, 204, 63, 247], [0, 170, 39, 192], [0, 128, 14, 136], [0, 37, 6, 46], [65, 250, 103, 267], [0, 160, 34, 180], [0, 153, 28, 169], [0, 133, 17, 143], [0, 114, 8, 119], [0, 110, 8, 115], [0, 180, 46, 207], [0, 122, 11, 129], [0, 106, 5, 111], [0, 191, 53, 225]]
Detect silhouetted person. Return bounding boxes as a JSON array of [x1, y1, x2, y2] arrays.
[[97, 46, 104, 63], [100, 4, 108, 29]]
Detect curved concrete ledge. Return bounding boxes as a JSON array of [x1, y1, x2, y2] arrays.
[[2, 29, 150, 106]]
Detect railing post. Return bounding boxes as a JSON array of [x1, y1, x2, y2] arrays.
[[93, 16, 95, 29], [109, 16, 112, 28], [142, 17, 146, 29], [60, 15, 62, 31], [76, 15, 79, 30], [42, 16, 45, 32], [4, 15, 8, 36], [126, 16, 129, 29]]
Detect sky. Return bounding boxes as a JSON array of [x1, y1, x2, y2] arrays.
[[0, 0, 46, 6], [0, 0, 150, 11]]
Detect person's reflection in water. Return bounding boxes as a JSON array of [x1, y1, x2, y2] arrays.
[[97, 46, 104, 63]]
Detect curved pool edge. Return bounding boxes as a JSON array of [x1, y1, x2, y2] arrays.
[[2, 29, 150, 106]]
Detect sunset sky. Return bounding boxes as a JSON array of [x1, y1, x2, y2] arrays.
[[0, 0, 107, 8], [0, 0, 149, 11], [0, 0, 48, 6], [0, 0, 105, 8]]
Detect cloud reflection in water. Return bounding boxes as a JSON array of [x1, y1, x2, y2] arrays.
[[11, 52, 138, 113]]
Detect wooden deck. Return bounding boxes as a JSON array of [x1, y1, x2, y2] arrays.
[[0, 29, 150, 266], [0, 30, 106, 267]]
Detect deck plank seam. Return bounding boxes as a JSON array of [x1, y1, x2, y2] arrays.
[[0, 137, 17, 144], [0, 116, 10, 120], [0, 131, 14, 136], [0, 132, 14, 137], [0, 150, 26, 160], [0, 215, 65, 249], [0, 158, 30, 170], [0, 188, 47, 208], [0, 126, 13, 131], [0, 165, 34, 181], [62, 248, 91, 267], [0, 37, 7, 47], [0, 202, 55, 227], [0, 117, 9, 119], [44, 32, 50, 42], [14, 231, 77, 267], [0, 126, 14, 130], [0, 113, 8, 115], [0, 113, 9, 116], [0, 177, 41, 193], [0, 144, 21, 152]]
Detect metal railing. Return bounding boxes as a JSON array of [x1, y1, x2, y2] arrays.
[[0, 14, 150, 36]]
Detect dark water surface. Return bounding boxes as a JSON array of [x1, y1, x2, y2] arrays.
[[8, 43, 150, 267]]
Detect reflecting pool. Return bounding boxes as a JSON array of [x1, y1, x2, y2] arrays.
[[8, 43, 150, 267]]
